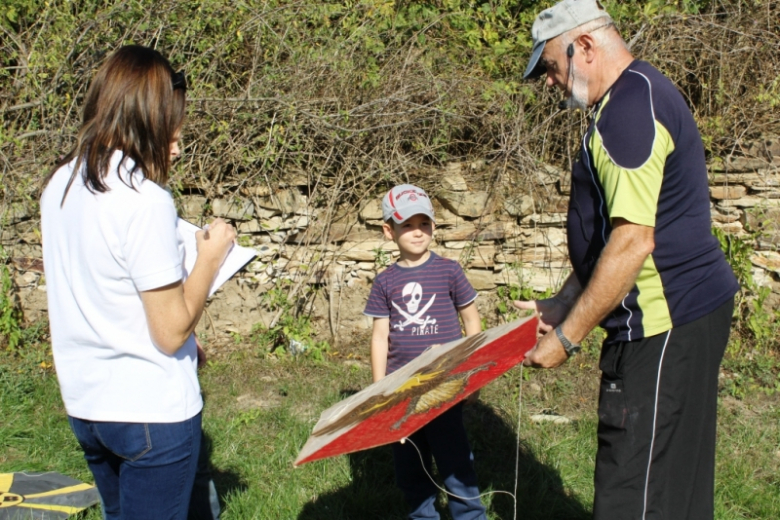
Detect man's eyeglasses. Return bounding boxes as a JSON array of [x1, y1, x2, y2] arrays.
[[172, 71, 187, 91]]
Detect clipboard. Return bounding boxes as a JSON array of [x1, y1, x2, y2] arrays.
[[177, 219, 258, 297]]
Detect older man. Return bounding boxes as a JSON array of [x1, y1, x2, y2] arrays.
[[514, 1, 739, 518]]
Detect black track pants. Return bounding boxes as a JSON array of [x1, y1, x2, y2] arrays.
[[593, 298, 733, 520]]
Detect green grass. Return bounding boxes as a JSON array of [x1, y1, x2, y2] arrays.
[[1, 342, 779, 519], [0, 352, 103, 519]]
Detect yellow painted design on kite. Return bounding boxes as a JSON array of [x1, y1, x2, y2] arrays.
[[310, 332, 489, 437], [0, 474, 13, 493], [413, 379, 466, 414], [391, 361, 496, 431], [395, 370, 444, 392], [359, 397, 395, 416], [17, 502, 81, 513], [0, 492, 24, 508], [24, 482, 93, 498]]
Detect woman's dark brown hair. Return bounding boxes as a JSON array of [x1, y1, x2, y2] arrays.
[[46, 45, 186, 203]]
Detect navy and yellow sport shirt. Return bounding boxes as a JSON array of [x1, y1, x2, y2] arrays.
[[567, 60, 738, 342]]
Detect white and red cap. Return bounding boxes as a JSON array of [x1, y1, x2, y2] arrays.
[[382, 184, 436, 224]]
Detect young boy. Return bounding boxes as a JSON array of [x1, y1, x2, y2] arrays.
[[364, 184, 487, 520]]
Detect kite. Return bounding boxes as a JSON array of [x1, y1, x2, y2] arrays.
[[295, 315, 538, 466], [0, 472, 100, 519]]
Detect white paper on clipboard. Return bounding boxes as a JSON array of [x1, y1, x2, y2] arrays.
[[177, 219, 258, 297]]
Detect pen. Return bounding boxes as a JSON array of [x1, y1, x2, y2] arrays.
[[203, 224, 210, 239]]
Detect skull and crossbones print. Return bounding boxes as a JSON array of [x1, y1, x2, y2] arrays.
[[392, 282, 438, 334]]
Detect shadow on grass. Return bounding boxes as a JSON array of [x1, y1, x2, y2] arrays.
[[296, 387, 407, 520], [297, 391, 590, 520], [466, 400, 590, 520], [298, 443, 407, 520], [189, 431, 247, 520]]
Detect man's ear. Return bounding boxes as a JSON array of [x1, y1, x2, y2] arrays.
[[578, 33, 597, 63], [382, 222, 395, 241]]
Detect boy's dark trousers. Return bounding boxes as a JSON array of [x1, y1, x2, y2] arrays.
[[392, 403, 487, 520]]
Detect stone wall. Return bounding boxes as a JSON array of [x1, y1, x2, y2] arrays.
[[4, 136, 779, 341], [709, 136, 780, 296]]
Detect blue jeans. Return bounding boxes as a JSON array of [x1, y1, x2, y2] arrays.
[[68, 413, 201, 520], [392, 404, 487, 520]]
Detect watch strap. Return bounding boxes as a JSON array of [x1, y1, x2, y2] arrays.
[[554, 325, 581, 356]]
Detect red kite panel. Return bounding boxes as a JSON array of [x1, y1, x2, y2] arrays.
[[295, 316, 538, 466]]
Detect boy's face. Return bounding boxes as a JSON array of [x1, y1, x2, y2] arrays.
[[383, 213, 434, 256]]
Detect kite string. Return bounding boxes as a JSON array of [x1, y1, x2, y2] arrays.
[[513, 363, 523, 520], [402, 363, 524, 520]]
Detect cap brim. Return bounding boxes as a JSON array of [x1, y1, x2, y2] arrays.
[[523, 40, 547, 80]]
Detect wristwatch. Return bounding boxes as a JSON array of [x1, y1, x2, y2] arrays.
[[554, 325, 581, 357]]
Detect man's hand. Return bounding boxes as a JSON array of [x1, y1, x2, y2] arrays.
[[513, 276, 578, 370], [514, 297, 570, 335], [513, 273, 581, 338], [523, 329, 569, 368]]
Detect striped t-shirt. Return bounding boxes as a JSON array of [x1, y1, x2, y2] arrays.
[[364, 252, 477, 374]]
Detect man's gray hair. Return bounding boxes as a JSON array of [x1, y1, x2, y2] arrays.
[[562, 17, 627, 54]]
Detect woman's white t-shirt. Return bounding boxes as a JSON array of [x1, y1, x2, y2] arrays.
[[41, 151, 202, 423]]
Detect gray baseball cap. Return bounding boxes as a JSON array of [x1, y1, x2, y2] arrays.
[[382, 184, 436, 224], [523, 0, 612, 80]]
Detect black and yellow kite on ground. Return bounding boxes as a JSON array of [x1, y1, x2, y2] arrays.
[[0, 472, 100, 519]]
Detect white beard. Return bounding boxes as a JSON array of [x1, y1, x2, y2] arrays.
[[564, 63, 589, 111]]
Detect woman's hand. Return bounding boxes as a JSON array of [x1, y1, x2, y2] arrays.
[[195, 218, 236, 268], [195, 337, 207, 369]]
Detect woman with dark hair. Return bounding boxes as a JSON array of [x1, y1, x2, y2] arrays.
[[41, 45, 235, 519]]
